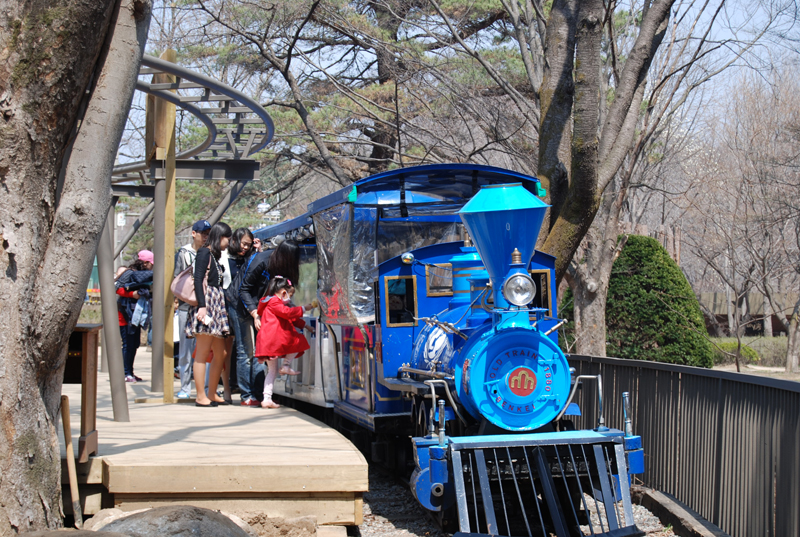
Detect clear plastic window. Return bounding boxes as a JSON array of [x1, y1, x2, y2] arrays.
[[295, 245, 318, 313]]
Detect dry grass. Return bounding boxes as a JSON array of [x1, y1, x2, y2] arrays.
[[710, 336, 788, 367], [79, 303, 103, 324]]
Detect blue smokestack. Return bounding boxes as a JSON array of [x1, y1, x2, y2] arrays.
[[458, 183, 549, 291]]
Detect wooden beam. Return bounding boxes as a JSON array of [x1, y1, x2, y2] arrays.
[[151, 49, 177, 398]]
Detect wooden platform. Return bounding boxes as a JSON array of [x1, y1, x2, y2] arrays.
[[59, 347, 367, 525]]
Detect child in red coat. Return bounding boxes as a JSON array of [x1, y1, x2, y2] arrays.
[[255, 276, 314, 409]]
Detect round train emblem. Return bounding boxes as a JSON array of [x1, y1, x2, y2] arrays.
[[507, 366, 537, 397]]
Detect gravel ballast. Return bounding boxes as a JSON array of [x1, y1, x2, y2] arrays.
[[356, 467, 676, 537]]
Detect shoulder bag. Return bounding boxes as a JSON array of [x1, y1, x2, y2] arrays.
[[170, 258, 210, 307]]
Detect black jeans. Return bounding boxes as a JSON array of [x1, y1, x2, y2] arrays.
[[119, 324, 141, 377]]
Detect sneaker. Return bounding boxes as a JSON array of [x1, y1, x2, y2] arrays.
[[133, 375, 143, 382], [279, 366, 300, 376], [241, 398, 260, 407], [176, 391, 190, 399], [125, 375, 137, 383]]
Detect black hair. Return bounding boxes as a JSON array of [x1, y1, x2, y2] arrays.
[[128, 259, 150, 271], [207, 222, 232, 259], [265, 276, 294, 298], [228, 227, 255, 257], [267, 240, 300, 286]]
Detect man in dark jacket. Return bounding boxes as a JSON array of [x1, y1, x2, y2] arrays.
[[235, 249, 272, 405]]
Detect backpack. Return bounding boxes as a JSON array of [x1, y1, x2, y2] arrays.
[[224, 253, 258, 309], [176, 247, 196, 273]]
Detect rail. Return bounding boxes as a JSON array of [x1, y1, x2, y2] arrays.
[[567, 354, 800, 537]]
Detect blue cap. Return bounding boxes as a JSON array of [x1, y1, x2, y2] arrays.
[[192, 220, 211, 232]]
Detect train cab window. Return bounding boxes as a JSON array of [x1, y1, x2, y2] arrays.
[[426, 263, 453, 296], [529, 270, 553, 315], [385, 276, 418, 326]]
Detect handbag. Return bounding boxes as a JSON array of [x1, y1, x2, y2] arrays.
[[170, 258, 210, 307]]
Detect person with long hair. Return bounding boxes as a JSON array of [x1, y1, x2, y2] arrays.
[[266, 240, 300, 288], [221, 227, 256, 402], [185, 222, 232, 407], [116, 250, 154, 383], [237, 239, 301, 406]]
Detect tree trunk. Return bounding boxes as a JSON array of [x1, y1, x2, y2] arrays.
[[566, 188, 627, 357], [537, 0, 578, 226], [0, 1, 150, 533], [762, 290, 773, 337], [785, 308, 800, 373], [539, 0, 673, 282], [571, 276, 609, 357]]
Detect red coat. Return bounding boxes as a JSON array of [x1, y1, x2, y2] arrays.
[[255, 296, 310, 358], [116, 288, 137, 326]]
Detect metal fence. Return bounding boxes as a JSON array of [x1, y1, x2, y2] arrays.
[[567, 355, 800, 537]]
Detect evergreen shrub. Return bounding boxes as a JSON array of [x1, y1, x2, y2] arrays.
[[605, 235, 714, 367], [712, 341, 759, 365]]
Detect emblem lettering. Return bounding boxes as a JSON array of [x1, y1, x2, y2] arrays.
[[508, 367, 537, 397]]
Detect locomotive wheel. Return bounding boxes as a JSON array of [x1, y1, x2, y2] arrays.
[[415, 400, 429, 438]]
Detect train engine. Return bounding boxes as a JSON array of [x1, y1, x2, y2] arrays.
[[252, 165, 644, 537], [405, 184, 644, 537]]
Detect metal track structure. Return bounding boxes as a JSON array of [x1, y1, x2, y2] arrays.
[[99, 54, 274, 415], [112, 53, 273, 185]]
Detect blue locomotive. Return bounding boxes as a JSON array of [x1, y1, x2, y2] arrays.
[[254, 164, 644, 537]]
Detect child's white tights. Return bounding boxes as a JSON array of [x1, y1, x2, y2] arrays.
[[263, 353, 301, 403]]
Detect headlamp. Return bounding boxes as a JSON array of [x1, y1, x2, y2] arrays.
[[502, 273, 536, 306]]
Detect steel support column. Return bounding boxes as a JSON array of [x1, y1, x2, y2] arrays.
[[152, 179, 166, 393], [113, 201, 155, 259], [97, 202, 130, 421], [208, 180, 250, 225]]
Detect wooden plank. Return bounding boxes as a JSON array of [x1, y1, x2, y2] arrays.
[[353, 494, 363, 526], [62, 485, 106, 516], [113, 495, 361, 525], [61, 457, 104, 485], [78, 326, 100, 461], [78, 430, 98, 464], [317, 526, 348, 537], [103, 460, 368, 494]]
